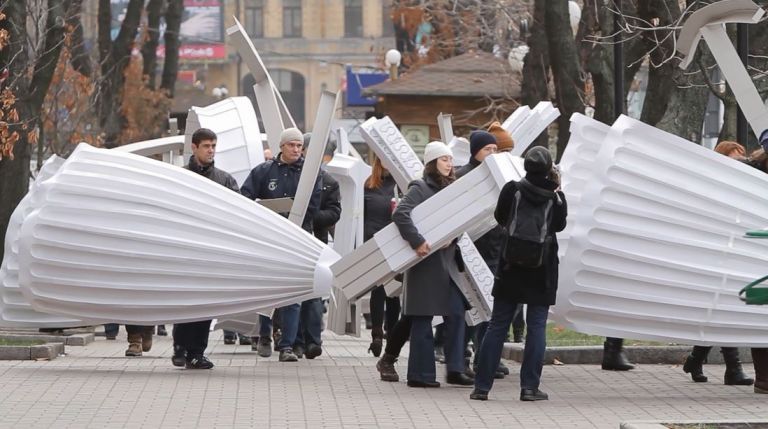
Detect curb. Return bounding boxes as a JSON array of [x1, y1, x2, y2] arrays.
[[0, 342, 64, 360], [501, 343, 754, 365], [621, 420, 768, 429], [0, 333, 94, 346]]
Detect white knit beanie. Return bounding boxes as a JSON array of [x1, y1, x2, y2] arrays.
[[423, 141, 453, 164], [280, 127, 304, 145]]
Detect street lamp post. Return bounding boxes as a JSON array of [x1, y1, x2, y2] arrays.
[[385, 49, 402, 80]]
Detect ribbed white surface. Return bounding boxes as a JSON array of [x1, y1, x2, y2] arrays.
[[0, 156, 87, 327], [553, 115, 768, 346], [17, 144, 338, 325]]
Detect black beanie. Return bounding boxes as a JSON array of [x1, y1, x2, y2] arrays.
[[524, 146, 553, 175], [469, 130, 497, 158]]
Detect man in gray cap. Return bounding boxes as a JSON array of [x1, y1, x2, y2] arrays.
[[241, 127, 322, 362]]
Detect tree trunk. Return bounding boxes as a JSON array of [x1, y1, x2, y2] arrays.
[[546, 0, 585, 160], [637, 0, 681, 126], [580, 0, 615, 124], [160, 0, 182, 96], [141, 0, 163, 89], [520, 0, 550, 147], [97, 0, 143, 147], [66, 0, 90, 77], [0, 0, 67, 263]]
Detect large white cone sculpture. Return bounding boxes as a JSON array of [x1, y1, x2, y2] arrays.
[[185, 97, 265, 187], [553, 115, 768, 346], [16, 144, 339, 325], [0, 156, 87, 328]]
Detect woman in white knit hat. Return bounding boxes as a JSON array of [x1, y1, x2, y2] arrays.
[[390, 141, 474, 388]]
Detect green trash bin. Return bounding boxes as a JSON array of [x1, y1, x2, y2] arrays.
[[740, 274, 768, 305], [741, 229, 768, 305]]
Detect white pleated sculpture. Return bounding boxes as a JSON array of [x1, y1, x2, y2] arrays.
[[556, 113, 611, 256], [360, 116, 424, 188], [185, 97, 265, 186], [553, 115, 768, 346], [16, 144, 339, 325], [0, 156, 87, 328]]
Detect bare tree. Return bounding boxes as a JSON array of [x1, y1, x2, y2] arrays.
[[0, 0, 69, 263]]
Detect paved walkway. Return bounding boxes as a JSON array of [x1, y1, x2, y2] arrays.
[[0, 330, 764, 428]]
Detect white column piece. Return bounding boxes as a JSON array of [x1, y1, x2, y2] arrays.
[[114, 135, 185, 167], [332, 153, 523, 303], [16, 144, 340, 325], [437, 112, 454, 143], [185, 97, 265, 186], [288, 91, 340, 226], [554, 115, 768, 346], [448, 136, 470, 168], [226, 18, 293, 153], [325, 154, 371, 257], [502, 105, 531, 136], [677, 0, 768, 139], [453, 234, 494, 326], [510, 102, 561, 156], [360, 117, 424, 190]]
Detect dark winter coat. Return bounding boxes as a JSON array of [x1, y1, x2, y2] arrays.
[[313, 169, 342, 244], [393, 174, 465, 316], [240, 154, 322, 232], [363, 174, 397, 241], [185, 156, 239, 193], [456, 157, 505, 273], [492, 174, 567, 306]]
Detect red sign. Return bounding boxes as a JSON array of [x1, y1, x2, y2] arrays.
[[157, 44, 227, 60]]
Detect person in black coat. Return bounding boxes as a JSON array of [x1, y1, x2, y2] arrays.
[[392, 141, 474, 388], [470, 146, 567, 401], [290, 133, 342, 359], [172, 128, 240, 370], [455, 130, 509, 378], [363, 155, 401, 358], [240, 127, 322, 362]]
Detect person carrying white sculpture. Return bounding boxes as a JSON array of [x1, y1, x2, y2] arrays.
[[286, 133, 341, 359], [470, 146, 567, 401], [391, 141, 474, 388], [454, 130, 507, 380], [240, 127, 322, 362], [172, 128, 239, 370]]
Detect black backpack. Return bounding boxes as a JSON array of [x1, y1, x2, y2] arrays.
[[502, 179, 556, 268]]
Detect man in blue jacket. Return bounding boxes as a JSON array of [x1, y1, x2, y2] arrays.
[[240, 127, 322, 362]]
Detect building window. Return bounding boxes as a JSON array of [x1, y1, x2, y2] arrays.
[[283, 0, 302, 38], [345, 0, 363, 37], [244, 0, 264, 38], [382, 0, 394, 37]]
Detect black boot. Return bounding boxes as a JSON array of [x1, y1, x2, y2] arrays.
[[722, 347, 754, 386], [683, 346, 710, 382], [601, 337, 635, 371]]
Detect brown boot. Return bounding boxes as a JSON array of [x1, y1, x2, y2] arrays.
[[376, 353, 400, 382], [125, 332, 142, 356], [752, 348, 768, 394], [141, 327, 153, 352]]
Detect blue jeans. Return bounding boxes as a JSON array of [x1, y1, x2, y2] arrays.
[[475, 299, 549, 392], [294, 298, 324, 347], [277, 303, 300, 351], [104, 323, 119, 337], [407, 284, 466, 382], [259, 315, 272, 339]]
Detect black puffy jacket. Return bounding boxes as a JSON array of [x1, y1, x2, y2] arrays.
[[240, 154, 322, 232]]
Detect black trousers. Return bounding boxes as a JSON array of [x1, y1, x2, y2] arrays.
[[384, 315, 412, 357], [370, 285, 401, 338], [173, 320, 211, 358]]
